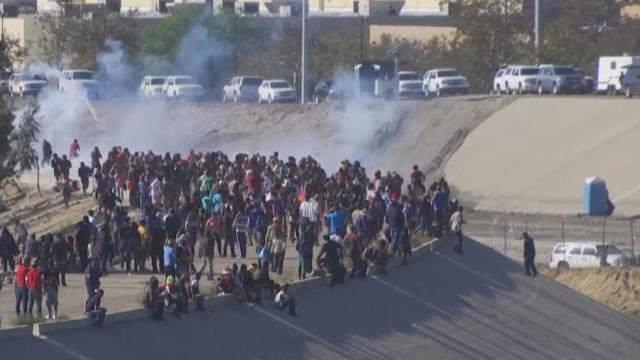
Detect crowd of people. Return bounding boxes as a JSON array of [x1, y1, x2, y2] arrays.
[[0, 140, 463, 324]]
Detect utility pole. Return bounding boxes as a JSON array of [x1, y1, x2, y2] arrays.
[[300, 0, 308, 104], [534, 0, 540, 61]]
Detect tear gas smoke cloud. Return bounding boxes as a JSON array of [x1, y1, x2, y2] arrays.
[[16, 13, 408, 176]]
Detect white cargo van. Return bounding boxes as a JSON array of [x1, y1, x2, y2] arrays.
[[596, 56, 640, 97]]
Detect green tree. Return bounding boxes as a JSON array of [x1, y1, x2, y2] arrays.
[[139, 8, 267, 89], [0, 98, 15, 189], [38, 12, 138, 69], [11, 103, 42, 194], [451, 0, 534, 91], [0, 35, 26, 70]]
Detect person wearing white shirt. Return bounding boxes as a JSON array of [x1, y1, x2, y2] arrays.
[[274, 283, 296, 317]]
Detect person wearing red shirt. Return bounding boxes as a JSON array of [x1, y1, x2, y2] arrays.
[[26, 260, 43, 317], [14, 257, 28, 316]]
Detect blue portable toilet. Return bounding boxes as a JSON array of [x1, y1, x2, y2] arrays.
[[583, 177, 608, 215]]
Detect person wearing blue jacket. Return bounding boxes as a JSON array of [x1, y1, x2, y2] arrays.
[[163, 240, 177, 278]]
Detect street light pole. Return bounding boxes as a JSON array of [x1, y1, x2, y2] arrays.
[[300, 0, 308, 104], [534, 0, 540, 61]]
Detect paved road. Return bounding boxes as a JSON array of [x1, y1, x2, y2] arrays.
[[3, 236, 640, 359]]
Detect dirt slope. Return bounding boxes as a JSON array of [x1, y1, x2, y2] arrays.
[[446, 97, 640, 216], [544, 267, 640, 322], [3, 95, 512, 232]]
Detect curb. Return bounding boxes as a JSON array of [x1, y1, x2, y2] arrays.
[[33, 318, 90, 336]]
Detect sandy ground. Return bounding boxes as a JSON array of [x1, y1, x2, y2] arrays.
[[543, 267, 640, 322], [31, 95, 514, 182], [446, 97, 640, 216]]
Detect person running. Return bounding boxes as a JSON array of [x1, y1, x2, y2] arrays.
[[69, 139, 80, 158], [90, 146, 102, 172], [42, 140, 52, 169], [51, 154, 61, 182], [14, 219, 28, 255], [78, 162, 91, 195], [0, 227, 18, 273]]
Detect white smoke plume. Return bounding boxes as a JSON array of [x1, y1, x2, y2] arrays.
[[15, 11, 408, 177]]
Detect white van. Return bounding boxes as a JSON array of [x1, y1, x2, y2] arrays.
[[596, 56, 640, 96]]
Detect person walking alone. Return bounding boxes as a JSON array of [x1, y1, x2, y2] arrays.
[[522, 232, 538, 277], [450, 206, 464, 255]]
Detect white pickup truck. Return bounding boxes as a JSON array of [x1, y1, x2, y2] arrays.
[[397, 71, 424, 98], [222, 76, 263, 103], [162, 75, 205, 100], [59, 69, 102, 99]]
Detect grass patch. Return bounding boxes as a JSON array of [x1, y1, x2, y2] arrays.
[[11, 314, 46, 327]]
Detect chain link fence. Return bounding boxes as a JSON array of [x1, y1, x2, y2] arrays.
[[465, 212, 639, 264]]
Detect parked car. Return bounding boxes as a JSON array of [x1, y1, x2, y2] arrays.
[[9, 72, 47, 98], [502, 65, 540, 94], [222, 76, 263, 103], [162, 75, 205, 100], [549, 242, 625, 269], [596, 56, 640, 97], [258, 79, 296, 104], [422, 68, 469, 97], [58, 69, 102, 99], [139, 75, 168, 98], [0, 71, 12, 93], [620, 249, 638, 267], [492, 68, 506, 94], [397, 71, 424, 98], [537, 65, 583, 95], [574, 68, 594, 94]]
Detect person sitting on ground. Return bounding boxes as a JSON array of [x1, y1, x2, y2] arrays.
[[142, 276, 163, 320], [243, 263, 259, 304], [364, 240, 388, 275], [175, 274, 190, 313], [85, 289, 106, 327], [190, 265, 205, 312], [218, 265, 236, 295], [274, 283, 297, 317], [162, 275, 186, 317]]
